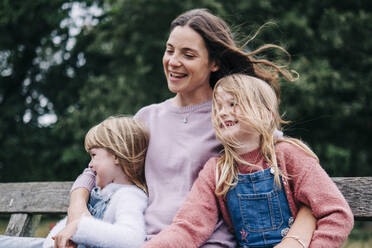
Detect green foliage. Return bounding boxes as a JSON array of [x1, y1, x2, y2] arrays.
[[0, 0, 371, 182]]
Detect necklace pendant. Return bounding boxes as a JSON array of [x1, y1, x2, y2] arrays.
[[183, 117, 188, 124]]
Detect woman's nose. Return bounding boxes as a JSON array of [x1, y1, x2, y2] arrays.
[[169, 54, 181, 67]]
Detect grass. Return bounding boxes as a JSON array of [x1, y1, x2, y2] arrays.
[[1, 215, 372, 246], [0, 214, 64, 237]]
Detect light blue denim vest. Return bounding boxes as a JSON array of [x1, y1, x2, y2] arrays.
[[77, 186, 111, 248], [226, 168, 294, 247]]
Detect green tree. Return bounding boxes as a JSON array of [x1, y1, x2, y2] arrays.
[[1, 0, 371, 182], [0, 0, 100, 181]]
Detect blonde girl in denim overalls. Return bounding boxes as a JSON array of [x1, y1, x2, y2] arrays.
[[210, 74, 352, 247]]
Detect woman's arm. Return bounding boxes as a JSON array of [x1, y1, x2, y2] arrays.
[[274, 205, 316, 248], [66, 168, 96, 224], [66, 188, 91, 224], [53, 188, 91, 248], [54, 169, 95, 248]]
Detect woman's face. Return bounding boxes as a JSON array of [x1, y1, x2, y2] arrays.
[[163, 26, 218, 100]]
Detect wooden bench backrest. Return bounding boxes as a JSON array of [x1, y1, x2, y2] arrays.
[[0, 178, 371, 237]]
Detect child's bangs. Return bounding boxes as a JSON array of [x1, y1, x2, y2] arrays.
[[84, 125, 103, 152]]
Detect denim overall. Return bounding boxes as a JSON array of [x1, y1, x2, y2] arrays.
[[226, 167, 294, 248], [77, 186, 112, 248]]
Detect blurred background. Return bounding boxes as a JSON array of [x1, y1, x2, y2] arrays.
[[0, 0, 371, 245]]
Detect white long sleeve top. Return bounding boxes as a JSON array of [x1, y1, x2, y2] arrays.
[[71, 183, 148, 248]]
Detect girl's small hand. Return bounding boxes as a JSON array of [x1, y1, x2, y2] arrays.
[[53, 219, 79, 248]]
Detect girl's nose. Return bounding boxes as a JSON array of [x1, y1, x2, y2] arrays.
[[218, 106, 227, 118]]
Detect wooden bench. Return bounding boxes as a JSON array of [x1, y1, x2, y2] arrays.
[[1, 178, 371, 237]]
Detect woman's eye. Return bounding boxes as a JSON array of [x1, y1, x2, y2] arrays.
[[185, 53, 194, 58], [165, 49, 174, 54]]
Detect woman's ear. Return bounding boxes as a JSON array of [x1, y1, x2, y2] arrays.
[[210, 60, 220, 72]]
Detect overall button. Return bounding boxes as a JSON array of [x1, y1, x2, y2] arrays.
[[281, 227, 290, 237], [270, 167, 275, 174]]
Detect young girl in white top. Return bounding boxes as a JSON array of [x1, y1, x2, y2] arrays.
[[43, 116, 149, 248], [142, 74, 353, 248]]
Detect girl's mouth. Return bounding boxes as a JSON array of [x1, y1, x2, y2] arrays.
[[221, 120, 238, 128]]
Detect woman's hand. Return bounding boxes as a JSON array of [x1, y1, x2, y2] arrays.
[[53, 219, 80, 248], [274, 237, 305, 248], [274, 205, 316, 248]]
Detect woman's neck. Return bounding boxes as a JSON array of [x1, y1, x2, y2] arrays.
[[173, 87, 213, 107]]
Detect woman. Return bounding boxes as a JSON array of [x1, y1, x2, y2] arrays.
[[63, 9, 316, 248]]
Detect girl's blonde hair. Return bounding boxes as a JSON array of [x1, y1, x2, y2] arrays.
[[84, 116, 149, 193], [212, 74, 318, 197]]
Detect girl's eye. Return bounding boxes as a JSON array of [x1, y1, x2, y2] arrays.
[[185, 53, 194, 58]]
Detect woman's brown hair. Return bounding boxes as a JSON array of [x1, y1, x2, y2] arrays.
[[170, 8, 297, 100]]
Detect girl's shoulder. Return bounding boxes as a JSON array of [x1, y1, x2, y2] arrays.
[[110, 185, 148, 210], [198, 156, 220, 179], [275, 140, 319, 174], [275, 140, 314, 160], [114, 185, 148, 199]]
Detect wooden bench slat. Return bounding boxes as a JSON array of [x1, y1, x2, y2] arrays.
[[0, 177, 371, 237], [332, 177, 372, 221], [0, 182, 73, 213], [4, 214, 42, 237]]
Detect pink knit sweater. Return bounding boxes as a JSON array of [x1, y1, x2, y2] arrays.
[[142, 141, 354, 248]]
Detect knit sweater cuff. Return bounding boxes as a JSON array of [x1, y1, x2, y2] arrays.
[[70, 168, 96, 193]]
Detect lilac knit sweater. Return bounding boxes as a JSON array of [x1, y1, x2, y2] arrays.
[[71, 98, 236, 247]]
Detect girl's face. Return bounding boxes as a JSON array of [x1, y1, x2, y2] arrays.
[[214, 87, 260, 153], [163, 26, 218, 103], [88, 148, 118, 189]]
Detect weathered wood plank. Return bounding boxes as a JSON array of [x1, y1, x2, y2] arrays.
[[0, 181, 73, 213], [0, 178, 371, 222], [332, 177, 372, 221], [4, 214, 42, 237], [4, 213, 29, 236], [5, 214, 41, 237], [23, 214, 42, 237]]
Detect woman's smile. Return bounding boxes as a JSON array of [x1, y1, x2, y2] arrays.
[[162, 25, 218, 106]]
